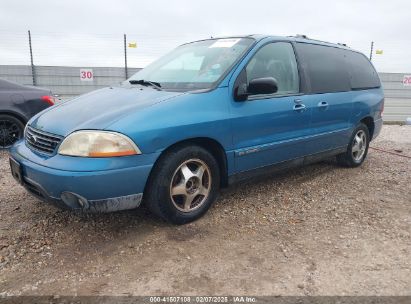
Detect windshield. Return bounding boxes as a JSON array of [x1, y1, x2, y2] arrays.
[[128, 38, 255, 92]]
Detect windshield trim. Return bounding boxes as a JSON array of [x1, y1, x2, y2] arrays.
[[127, 37, 257, 93]]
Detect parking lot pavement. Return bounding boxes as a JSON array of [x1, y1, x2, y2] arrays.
[[0, 125, 410, 296]]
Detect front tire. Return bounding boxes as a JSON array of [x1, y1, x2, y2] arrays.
[[337, 123, 370, 167], [0, 114, 25, 149], [144, 145, 220, 225]]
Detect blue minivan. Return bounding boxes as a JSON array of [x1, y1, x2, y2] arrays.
[[9, 35, 384, 224]]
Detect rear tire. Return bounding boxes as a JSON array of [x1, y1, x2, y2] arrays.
[[337, 123, 370, 167], [0, 114, 25, 149], [144, 144, 220, 225]]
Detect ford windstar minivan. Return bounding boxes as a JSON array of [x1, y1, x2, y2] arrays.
[[9, 35, 384, 224]]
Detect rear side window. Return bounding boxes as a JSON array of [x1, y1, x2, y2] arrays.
[[344, 51, 381, 89], [295, 43, 350, 93]]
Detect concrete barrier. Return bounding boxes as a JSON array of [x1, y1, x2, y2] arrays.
[[1, 65, 410, 122]]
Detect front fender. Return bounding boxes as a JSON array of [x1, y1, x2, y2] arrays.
[[107, 87, 233, 154]]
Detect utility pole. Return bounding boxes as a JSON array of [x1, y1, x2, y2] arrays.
[[124, 34, 128, 79], [28, 30, 36, 86], [369, 41, 374, 61]]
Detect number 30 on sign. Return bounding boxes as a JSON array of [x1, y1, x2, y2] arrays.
[[403, 75, 411, 86], [80, 69, 94, 81]]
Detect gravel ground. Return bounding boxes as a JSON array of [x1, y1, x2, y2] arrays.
[[0, 125, 410, 296]]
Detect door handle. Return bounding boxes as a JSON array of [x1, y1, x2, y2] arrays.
[[293, 104, 306, 112], [317, 101, 329, 108]]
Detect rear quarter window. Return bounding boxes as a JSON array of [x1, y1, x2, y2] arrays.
[[344, 50, 381, 90]]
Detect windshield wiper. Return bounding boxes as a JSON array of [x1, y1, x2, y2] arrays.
[[129, 79, 162, 90]]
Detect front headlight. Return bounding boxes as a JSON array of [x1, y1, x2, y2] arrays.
[[58, 131, 141, 157]]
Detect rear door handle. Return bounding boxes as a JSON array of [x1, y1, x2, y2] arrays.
[[318, 101, 329, 108], [293, 104, 306, 112]]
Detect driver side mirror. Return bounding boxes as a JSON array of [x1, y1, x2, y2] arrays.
[[234, 77, 278, 101]]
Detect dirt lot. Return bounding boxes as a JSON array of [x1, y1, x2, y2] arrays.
[[0, 125, 410, 296]]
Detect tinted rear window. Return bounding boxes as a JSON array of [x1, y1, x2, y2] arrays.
[[295, 43, 350, 94], [344, 50, 381, 89]]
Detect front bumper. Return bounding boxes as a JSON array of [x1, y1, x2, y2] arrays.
[[9, 141, 160, 212]]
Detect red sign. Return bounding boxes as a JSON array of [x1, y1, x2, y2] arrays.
[[80, 69, 93, 81], [403, 75, 411, 86]]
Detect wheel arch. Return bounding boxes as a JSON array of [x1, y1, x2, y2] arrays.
[[360, 116, 375, 139], [0, 110, 28, 126], [148, 137, 229, 190]]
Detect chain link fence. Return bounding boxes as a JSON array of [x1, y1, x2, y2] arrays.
[[0, 30, 205, 78], [1, 30, 409, 73]]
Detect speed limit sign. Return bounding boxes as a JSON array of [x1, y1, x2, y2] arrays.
[[80, 68, 94, 81]]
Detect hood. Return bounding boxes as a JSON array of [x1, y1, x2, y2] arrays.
[[30, 86, 183, 136]]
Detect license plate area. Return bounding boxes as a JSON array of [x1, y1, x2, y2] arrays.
[[9, 157, 23, 185]]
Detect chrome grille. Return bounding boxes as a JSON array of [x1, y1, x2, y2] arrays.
[[25, 126, 63, 155]]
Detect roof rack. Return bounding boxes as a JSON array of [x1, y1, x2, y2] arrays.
[[290, 34, 349, 48], [288, 34, 309, 39]]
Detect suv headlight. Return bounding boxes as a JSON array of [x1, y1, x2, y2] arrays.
[[58, 131, 141, 157]]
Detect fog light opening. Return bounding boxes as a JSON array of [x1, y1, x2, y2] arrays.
[[61, 192, 89, 209]]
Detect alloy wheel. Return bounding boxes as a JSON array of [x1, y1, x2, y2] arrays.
[[352, 130, 367, 162], [0, 119, 22, 148], [169, 158, 211, 212]]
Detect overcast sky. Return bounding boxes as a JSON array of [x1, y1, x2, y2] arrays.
[[0, 0, 410, 72]]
